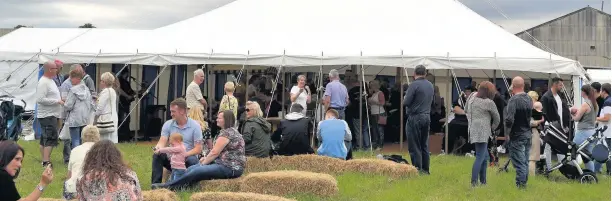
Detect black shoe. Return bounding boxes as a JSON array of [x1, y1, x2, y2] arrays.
[[42, 161, 52, 168]]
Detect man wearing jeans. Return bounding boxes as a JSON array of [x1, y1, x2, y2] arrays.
[[151, 98, 203, 184], [403, 65, 434, 174], [323, 69, 349, 120], [504, 77, 533, 189], [36, 61, 64, 167]]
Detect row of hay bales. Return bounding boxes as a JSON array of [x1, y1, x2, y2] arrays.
[[246, 154, 419, 179], [42, 155, 418, 201]]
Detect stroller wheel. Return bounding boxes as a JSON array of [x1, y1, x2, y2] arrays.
[[579, 172, 598, 184]]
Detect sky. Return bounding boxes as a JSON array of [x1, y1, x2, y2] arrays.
[[0, 0, 609, 34]]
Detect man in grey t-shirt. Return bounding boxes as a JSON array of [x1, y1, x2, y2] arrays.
[[36, 61, 64, 167], [505, 76, 533, 189]]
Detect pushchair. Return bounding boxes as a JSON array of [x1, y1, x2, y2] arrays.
[[542, 121, 608, 184], [0, 95, 27, 141]]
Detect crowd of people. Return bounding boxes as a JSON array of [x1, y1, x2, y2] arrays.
[[0, 60, 610, 200]]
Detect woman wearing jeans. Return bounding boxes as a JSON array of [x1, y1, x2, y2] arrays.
[[63, 69, 94, 149], [152, 110, 246, 190], [465, 81, 500, 187], [570, 85, 599, 172]]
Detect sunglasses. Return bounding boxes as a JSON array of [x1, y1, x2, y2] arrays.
[[245, 109, 251, 112]]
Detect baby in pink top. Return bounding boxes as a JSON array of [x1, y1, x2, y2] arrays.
[[154, 133, 187, 182]]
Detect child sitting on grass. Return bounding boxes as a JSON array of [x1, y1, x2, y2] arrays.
[[154, 133, 187, 182]]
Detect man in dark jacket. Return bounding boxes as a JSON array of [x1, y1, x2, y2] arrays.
[[540, 77, 571, 130], [272, 104, 314, 156], [505, 76, 533, 189], [403, 65, 434, 174]]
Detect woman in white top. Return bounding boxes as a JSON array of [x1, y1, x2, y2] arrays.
[[63, 125, 100, 200], [290, 75, 311, 115], [95, 72, 119, 143], [368, 80, 386, 150]]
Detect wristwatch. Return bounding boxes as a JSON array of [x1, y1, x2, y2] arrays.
[[37, 184, 45, 192]]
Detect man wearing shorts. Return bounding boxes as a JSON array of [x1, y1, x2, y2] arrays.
[[36, 61, 64, 167]]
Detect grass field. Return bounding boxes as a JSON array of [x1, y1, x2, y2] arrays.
[[14, 140, 611, 201]]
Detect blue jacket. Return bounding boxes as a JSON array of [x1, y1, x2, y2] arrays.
[[317, 119, 352, 159]]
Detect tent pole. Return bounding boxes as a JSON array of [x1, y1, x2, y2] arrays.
[[398, 50, 405, 152], [445, 69, 451, 154], [282, 71, 286, 118]]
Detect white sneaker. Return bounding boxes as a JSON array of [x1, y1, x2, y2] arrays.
[[465, 153, 474, 157]]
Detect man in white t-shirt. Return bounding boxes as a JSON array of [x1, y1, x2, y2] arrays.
[[186, 69, 207, 113], [595, 83, 611, 174], [36, 61, 64, 167], [290, 74, 311, 115]]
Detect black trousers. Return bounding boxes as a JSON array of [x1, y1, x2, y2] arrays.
[[406, 114, 430, 173]]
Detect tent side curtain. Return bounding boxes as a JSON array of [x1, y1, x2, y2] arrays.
[[167, 65, 187, 119]]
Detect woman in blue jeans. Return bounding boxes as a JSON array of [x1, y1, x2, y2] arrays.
[[465, 81, 500, 187], [152, 110, 246, 190], [570, 85, 599, 172]]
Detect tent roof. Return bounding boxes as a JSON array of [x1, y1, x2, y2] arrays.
[[0, 28, 89, 61], [147, 0, 581, 75]]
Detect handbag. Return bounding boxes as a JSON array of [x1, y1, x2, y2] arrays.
[[95, 89, 116, 134], [377, 114, 387, 125]]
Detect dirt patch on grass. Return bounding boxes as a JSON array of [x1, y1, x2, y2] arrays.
[[190, 192, 296, 201], [240, 170, 338, 197], [142, 189, 179, 201]]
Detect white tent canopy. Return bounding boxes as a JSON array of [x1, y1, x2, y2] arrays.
[[0, 0, 584, 77]]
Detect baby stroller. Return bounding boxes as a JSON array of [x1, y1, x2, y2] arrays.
[[0, 95, 27, 141], [542, 121, 608, 184]]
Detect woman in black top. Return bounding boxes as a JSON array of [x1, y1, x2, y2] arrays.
[[0, 140, 54, 201]]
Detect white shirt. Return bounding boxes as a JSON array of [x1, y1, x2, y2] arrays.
[[66, 142, 95, 193], [186, 82, 204, 110], [554, 94, 563, 125], [290, 86, 309, 114], [36, 76, 62, 118], [599, 105, 611, 138]]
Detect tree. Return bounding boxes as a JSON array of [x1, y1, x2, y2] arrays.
[[14, 25, 27, 29], [78, 23, 96, 28]]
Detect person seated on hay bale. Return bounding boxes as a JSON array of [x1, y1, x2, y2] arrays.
[[152, 110, 246, 190], [272, 103, 314, 156], [63, 125, 100, 200], [317, 109, 352, 160], [242, 101, 272, 158], [152, 98, 203, 185]]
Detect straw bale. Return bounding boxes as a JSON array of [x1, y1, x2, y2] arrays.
[[240, 170, 338, 197], [190, 192, 296, 201], [344, 158, 418, 179], [38, 199, 65, 201], [246, 155, 345, 174], [200, 178, 242, 192], [142, 189, 179, 201]]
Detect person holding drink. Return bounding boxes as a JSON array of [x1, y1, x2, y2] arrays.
[[290, 75, 312, 115]]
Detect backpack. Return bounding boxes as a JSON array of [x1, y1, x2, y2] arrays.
[[0, 101, 15, 141], [383, 154, 410, 164]]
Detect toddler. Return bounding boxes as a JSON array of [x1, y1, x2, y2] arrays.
[[154, 133, 187, 182]]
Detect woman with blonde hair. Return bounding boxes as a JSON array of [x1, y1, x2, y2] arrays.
[[219, 81, 239, 118], [368, 80, 386, 150], [95, 72, 119, 143], [527, 91, 545, 175], [242, 101, 272, 158], [188, 105, 212, 154], [63, 125, 100, 200]]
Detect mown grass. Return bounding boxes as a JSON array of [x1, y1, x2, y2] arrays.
[[15, 141, 611, 201]]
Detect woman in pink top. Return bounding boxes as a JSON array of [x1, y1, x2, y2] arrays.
[[154, 133, 187, 182]]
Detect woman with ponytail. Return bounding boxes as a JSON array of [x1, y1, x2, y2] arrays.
[[570, 85, 599, 172]]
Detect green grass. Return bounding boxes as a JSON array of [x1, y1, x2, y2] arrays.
[[15, 141, 611, 201]]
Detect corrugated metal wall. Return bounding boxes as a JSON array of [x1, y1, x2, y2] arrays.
[[516, 7, 611, 68]]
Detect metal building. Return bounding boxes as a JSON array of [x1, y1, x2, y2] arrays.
[[0, 28, 15, 37], [516, 6, 611, 69]]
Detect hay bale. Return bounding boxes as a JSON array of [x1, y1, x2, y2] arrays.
[[38, 199, 64, 201], [344, 159, 418, 178], [246, 156, 275, 173], [247, 155, 345, 174], [142, 189, 179, 201], [240, 170, 338, 197], [200, 178, 242, 192], [190, 192, 296, 201]]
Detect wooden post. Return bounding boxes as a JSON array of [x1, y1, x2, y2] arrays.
[[445, 69, 452, 153]]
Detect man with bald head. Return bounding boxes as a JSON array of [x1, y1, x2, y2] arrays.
[[37, 61, 65, 167], [504, 76, 533, 189]]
